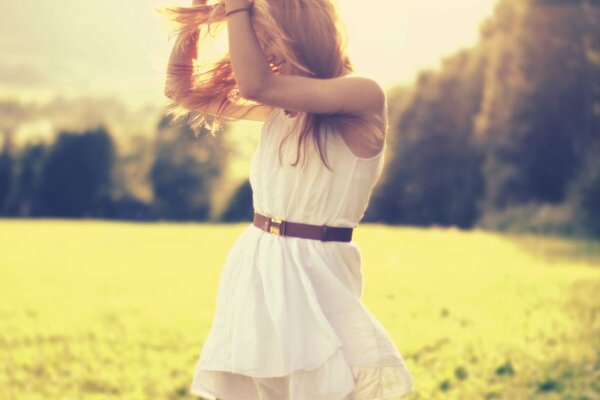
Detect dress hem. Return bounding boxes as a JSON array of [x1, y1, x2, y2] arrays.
[[195, 340, 344, 378], [190, 361, 413, 400]]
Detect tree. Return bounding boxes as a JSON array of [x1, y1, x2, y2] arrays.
[[150, 115, 231, 221], [7, 143, 47, 217], [220, 179, 254, 222], [368, 49, 487, 228], [475, 0, 600, 210], [0, 136, 15, 215], [37, 126, 116, 217]]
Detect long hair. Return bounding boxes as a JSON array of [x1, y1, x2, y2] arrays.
[[157, 0, 356, 171]]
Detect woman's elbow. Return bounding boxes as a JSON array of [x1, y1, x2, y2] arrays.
[[164, 85, 191, 101], [163, 80, 179, 99], [164, 87, 176, 99], [238, 75, 272, 102], [238, 84, 264, 101], [164, 76, 193, 100]]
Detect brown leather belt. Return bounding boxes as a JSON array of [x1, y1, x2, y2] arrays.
[[253, 212, 353, 242]]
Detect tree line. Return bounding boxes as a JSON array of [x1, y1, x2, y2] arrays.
[[366, 0, 600, 237], [0, 115, 231, 222]]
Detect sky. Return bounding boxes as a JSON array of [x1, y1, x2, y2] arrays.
[[0, 0, 499, 109]]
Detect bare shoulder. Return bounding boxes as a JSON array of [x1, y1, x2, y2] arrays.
[[335, 74, 388, 159], [342, 74, 387, 133], [340, 74, 386, 110]]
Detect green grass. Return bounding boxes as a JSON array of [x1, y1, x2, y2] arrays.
[[1, 220, 599, 399]]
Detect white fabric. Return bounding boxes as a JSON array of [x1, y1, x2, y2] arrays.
[[190, 108, 413, 399]]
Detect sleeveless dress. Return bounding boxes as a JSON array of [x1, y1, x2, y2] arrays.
[[190, 107, 413, 400]]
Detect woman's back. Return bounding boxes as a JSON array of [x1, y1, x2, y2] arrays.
[[251, 107, 386, 229]]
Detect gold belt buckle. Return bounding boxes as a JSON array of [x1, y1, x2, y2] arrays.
[[269, 217, 283, 235]]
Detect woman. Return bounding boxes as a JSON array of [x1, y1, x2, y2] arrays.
[[160, 0, 413, 398]]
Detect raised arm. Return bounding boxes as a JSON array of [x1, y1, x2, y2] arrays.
[[163, 0, 273, 122], [163, 0, 210, 99], [223, 0, 385, 117], [164, 26, 200, 100]]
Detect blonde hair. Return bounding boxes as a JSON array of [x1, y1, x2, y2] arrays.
[[157, 0, 355, 170]]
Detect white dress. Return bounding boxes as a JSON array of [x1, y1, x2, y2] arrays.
[[190, 107, 413, 400]]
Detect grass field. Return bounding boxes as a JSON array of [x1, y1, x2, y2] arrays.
[[1, 220, 599, 399]]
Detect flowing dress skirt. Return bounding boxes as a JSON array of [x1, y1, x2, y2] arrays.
[[189, 223, 413, 399]]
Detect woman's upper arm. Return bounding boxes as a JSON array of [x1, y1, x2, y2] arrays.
[[241, 75, 386, 116]]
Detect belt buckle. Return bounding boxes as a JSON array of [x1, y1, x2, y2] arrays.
[[269, 217, 283, 235]]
